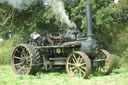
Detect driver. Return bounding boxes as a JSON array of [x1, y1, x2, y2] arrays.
[[30, 31, 40, 40]]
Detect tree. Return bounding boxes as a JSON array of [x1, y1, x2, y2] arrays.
[[0, 0, 127, 49]]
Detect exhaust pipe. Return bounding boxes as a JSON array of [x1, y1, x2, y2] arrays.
[[86, 4, 93, 39]]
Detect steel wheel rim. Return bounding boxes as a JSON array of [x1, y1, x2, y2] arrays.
[[95, 49, 113, 74], [96, 51, 108, 72], [12, 45, 32, 74], [66, 51, 91, 79], [26, 39, 37, 46]]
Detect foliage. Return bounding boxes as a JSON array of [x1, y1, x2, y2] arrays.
[[65, 0, 128, 49], [0, 0, 128, 67], [0, 0, 127, 48], [112, 54, 123, 69]]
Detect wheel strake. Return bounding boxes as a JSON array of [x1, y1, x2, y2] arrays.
[[11, 44, 41, 74]]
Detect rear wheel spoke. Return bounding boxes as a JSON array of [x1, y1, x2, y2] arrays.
[[14, 56, 22, 60], [17, 65, 25, 73], [15, 62, 23, 66], [23, 66, 30, 74], [21, 48, 26, 54], [15, 49, 21, 54], [25, 53, 29, 57]]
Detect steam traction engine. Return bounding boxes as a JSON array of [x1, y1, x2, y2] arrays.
[[11, 4, 113, 79]]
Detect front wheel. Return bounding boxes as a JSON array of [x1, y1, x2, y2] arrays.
[[66, 51, 91, 79], [94, 49, 113, 75]]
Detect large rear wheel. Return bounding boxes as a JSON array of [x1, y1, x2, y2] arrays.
[[12, 44, 41, 74]]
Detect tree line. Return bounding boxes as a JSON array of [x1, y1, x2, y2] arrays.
[[0, 0, 128, 49]]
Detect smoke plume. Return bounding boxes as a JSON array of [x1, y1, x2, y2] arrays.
[[0, 0, 38, 10], [43, 0, 76, 28], [0, 0, 77, 28]]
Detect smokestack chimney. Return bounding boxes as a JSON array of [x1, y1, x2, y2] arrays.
[[86, 4, 93, 39]]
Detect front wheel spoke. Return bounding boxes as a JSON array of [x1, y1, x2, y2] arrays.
[[77, 56, 81, 63], [78, 68, 85, 78], [70, 66, 77, 70], [80, 63, 86, 66], [79, 68, 86, 74], [72, 54, 77, 63], [72, 69, 77, 75], [79, 57, 83, 63], [68, 63, 76, 66], [81, 66, 86, 71], [78, 69, 82, 78], [72, 58, 76, 63]]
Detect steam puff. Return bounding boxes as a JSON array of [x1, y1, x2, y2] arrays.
[[0, 0, 77, 28], [0, 0, 38, 10], [43, 0, 77, 28]]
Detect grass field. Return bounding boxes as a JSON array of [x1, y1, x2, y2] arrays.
[[0, 38, 128, 85], [0, 40, 13, 64], [0, 65, 128, 85]]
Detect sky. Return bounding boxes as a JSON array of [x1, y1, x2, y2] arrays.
[[114, 0, 119, 4]]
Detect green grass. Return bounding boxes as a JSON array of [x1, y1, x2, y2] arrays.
[[0, 65, 128, 85], [0, 40, 14, 64], [0, 36, 128, 85]]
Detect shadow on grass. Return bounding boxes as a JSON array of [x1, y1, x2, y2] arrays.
[[89, 68, 126, 78], [27, 68, 127, 79], [35, 70, 67, 77], [89, 72, 106, 78]]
